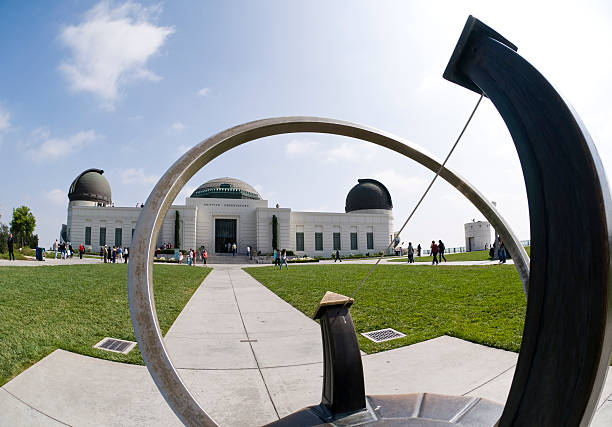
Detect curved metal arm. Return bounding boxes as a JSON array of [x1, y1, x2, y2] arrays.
[[444, 16, 612, 427], [128, 116, 529, 426]]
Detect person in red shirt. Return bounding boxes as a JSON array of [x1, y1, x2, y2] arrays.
[[430, 240, 439, 265], [79, 243, 85, 259]]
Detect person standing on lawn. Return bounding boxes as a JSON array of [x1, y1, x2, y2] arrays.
[[430, 240, 439, 265], [498, 238, 507, 264], [407, 242, 414, 263], [438, 240, 447, 262], [279, 249, 288, 270], [7, 233, 15, 261]]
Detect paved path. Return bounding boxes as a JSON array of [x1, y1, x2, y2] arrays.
[[1, 264, 610, 426]]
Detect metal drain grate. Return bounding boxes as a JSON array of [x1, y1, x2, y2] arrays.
[[93, 337, 136, 354], [361, 328, 406, 343]]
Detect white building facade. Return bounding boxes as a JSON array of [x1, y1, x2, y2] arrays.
[[64, 171, 394, 257]]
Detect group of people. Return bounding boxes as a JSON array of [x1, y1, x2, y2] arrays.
[[429, 240, 447, 265], [101, 245, 129, 263], [52, 239, 86, 260], [272, 248, 289, 269], [177, 248, 208, 265], [224, 242, 238, 255], [404, 240, 447, 265]]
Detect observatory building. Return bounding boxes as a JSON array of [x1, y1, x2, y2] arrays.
[[62, 170, 394, 257]]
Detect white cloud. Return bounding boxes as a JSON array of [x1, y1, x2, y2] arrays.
[[168, 121, 185, 134], [325, 141, 376, 163], [371, 168, 428, 199], [285, 138, 379, 163], [120, 168, 159, 186], [285, 138, 320, 158], [197, 87, 211, 97], [0, 105, 10, 131], [44, 189, 67, 206], [28, 129, 99, 162], [59, 1, 174, 108]]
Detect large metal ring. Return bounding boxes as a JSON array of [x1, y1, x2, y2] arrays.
[[127, 116, 529, 426]]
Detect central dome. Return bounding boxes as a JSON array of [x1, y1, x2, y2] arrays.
[[190, 177, 261, 200], [345, 178, 392, 212]]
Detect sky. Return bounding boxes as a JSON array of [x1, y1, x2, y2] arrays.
[[1, 1, 611, 249]]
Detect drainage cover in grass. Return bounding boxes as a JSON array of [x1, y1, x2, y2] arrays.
[[93, 337, 137, 354], [361, 328, 406, 343]]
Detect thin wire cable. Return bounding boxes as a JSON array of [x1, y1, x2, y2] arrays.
[[346, 94, 484, 302]]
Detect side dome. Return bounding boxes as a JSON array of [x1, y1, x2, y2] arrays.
[[345, 178, 392, 212], [68, 169, 112, 204], [190, 177, 261, 200]]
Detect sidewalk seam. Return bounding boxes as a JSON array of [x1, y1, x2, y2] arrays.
[[227, 270, 281, 420], [176, 361, 322, 372], [1, 387, 71, 426], [460, 363, 516, 397]]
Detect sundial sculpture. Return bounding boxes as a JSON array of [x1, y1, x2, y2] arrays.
[[128, 16, 612, 426]]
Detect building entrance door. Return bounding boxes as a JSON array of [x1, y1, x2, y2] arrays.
[[215, 219, 237, 253]]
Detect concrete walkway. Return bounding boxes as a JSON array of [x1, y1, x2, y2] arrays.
[[1, 264, 610, 426]]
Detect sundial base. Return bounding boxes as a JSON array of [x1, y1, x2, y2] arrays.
[[267, 393, 504, 426]]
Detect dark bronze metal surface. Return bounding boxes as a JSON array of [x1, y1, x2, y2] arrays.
[[313, 294, 366, 417], [445, 15, 612, 426]]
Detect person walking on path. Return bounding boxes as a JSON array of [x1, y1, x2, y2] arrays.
[[498, 238, 507, 264], [53, 240, 58, 259], [334, 249, 342, 262], [279, 249, 288, 270], [407, 242, 414, 263], [103, 246, 108, 263], [247, 245, 251, 260], [79, 243, 84, 259], [430, 240, 439, 265], [7, 233, 15, 261], [203, 248, 207, 265], [438, 240, 447, 262], [417, 243, 422, 257], [232, 242, 237, 256], [124, 247, 129, 263]]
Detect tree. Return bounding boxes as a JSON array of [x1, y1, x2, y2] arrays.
[[272, 215, 278, 250], [10, 206, 36, 248], [174, 210, 180, 249]]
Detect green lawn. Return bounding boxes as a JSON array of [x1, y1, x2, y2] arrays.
[[244, 264, 526, 354], [0, 264, 210, 386]]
